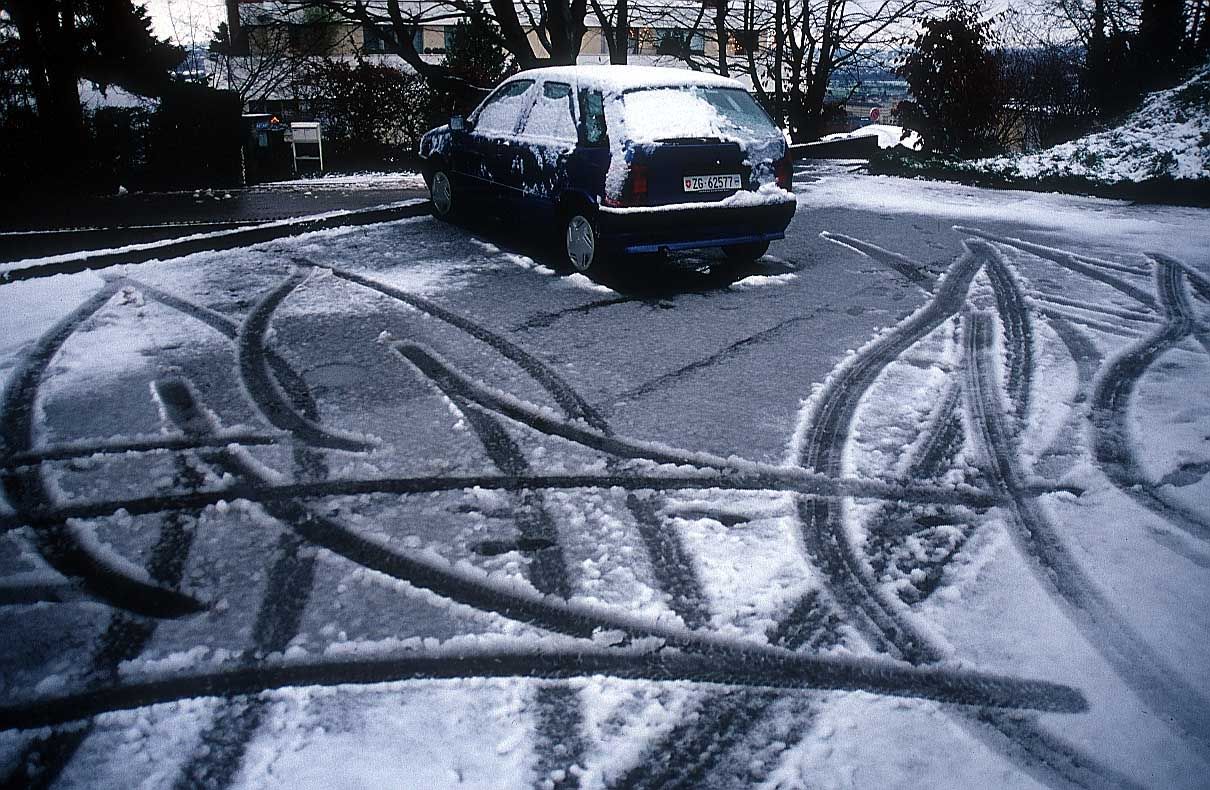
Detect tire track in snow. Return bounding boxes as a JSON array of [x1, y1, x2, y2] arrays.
[[2, 385, 1088, 725], [330, 265, 711, 630], [389, 342, 990, 509], [1, 451, 206, 789], [1089, 258, 1210, 545], [793, 243, 984, 660], [0, 470, 1003, 536], [984, 244, 1034, 428], [623, 238, 1122, 790], [158, 376, 323, 790], [1026, 290, 1156, 325], [1032, 305, 1143, 340], [132, 279, 328, 438], [0, 431, 281, 473], [820, 231, 938, 287], [410, 346, 588, 787], [964, 309, 1210, 752], [781, 241, 1138, 790], [1150, 252, 1210, 358], [611, 591, 841, 790], [954, 226, 1159, 311], [133, 282, 338, 790], [0, 640, 1088, 734], [0, 279, 204, 619], [237, 270, 374, 452]]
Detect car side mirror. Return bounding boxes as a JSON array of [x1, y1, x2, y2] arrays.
[[450, 115, 466, 131]]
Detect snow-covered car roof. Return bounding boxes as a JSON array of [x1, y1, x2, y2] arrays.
[[513, 65, 745, 93]]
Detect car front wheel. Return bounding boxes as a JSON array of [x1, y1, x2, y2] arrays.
[[430, 169, 455, 220], [564, 213, 604, 274]]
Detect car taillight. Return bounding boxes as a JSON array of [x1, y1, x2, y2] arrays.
[[775, 155, 793, 190], [628, 162, 649, 204], [603, 162, 649, 207]]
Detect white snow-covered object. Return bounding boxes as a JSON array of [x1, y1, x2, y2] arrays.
[[820, 124, 924, 151], [973, 63, 1210, 183]]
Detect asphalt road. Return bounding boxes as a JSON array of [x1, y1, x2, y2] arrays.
[[1, 165, 1208, 789]]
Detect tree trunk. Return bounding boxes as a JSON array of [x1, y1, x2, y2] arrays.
[[714, 0, 728, 77], [225, 0, 247, 55], [774, 0, 784, 123], [612, 0, 628, 64], [12, 0, 88, 180]]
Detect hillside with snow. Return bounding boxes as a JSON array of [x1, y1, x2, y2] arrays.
[[975, 63, 1210, 184]]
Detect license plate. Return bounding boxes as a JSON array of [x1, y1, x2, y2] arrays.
[[683, 174, 741, 192]]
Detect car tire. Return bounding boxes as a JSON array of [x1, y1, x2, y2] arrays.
[[563, 211, 607, 275], [722, 240, 770, 263], [429, 167, 456, 220]]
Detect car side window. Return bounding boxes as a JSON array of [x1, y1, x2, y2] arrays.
[[577, 89, 607, 146], [519, 82, 577, 142], [474, 79, 535, 135]]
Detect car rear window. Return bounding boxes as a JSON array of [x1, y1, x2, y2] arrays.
[[620, 86, 779, 142], [475, 79, 535, 135]]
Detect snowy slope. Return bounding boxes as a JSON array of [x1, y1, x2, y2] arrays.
[[975, 63, 1210, 184]]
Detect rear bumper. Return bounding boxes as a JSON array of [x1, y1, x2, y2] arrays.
[[598, 199, 796, 254]]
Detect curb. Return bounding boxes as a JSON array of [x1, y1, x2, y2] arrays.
[[1, 200, 433, 284]]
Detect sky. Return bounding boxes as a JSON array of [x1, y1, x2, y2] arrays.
[[143, 0, 228, 46]]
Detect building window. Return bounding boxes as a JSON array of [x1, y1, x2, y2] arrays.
[[288, 24, 334, 56], [656, 28, 705, 56], [730, 29, 760, 55], [364, 25, 393, 53]]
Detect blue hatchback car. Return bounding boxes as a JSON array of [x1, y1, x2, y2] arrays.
[[419, 65, 796, 274]]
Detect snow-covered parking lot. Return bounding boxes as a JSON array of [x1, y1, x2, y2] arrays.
[[2, 164, 1208, 789]]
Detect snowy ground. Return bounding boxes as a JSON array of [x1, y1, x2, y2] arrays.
[[1, 163, 1208, 789], [261, 171, 428, 191], [973, 63, 1210, 184]]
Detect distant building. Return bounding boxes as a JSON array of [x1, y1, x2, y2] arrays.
[[217, 1, 771, 114]]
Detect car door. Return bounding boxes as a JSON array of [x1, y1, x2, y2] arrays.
[[512, 80, 580, 223], [465, 78, 536, 204]]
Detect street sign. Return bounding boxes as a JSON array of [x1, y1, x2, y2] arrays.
[[869, 107, 881, 122]]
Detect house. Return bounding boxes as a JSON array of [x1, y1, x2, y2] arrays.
[[217, 0, 770, 115]]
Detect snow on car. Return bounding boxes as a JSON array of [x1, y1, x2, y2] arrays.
[[419, 65, 795, 274]]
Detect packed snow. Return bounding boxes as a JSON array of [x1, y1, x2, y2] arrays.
[[1, 161, 1208, 789]]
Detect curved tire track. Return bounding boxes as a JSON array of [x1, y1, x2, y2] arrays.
[[237, 270, 373, 452], [332, 264, 711, 630], [955, 226, 1159, 311], [0, 640, 1087, 734], [1089, 258, 1210, 544], [4, 383, 1090, 724], [964, 309, 1210, 752], [412, 350, 587, 786], [784, 243, 1138, 790], [984, 244, 1033, 426], [1, 452, 206, 789], [0, 279, 204, 619]]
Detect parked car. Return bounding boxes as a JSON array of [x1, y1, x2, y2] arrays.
[[419, 65, 796, 274]]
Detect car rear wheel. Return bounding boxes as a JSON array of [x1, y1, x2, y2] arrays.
[[722, 240, 770, 263], [564, 213, 605, 274], [430, 169, 455, 220]]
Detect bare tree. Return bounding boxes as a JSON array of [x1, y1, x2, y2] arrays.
[[729, 0, 941, 142], [273, 0, 591, 93]]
